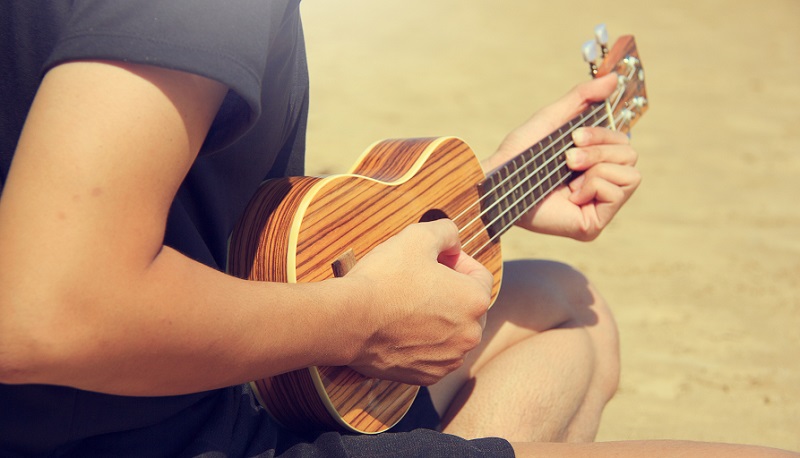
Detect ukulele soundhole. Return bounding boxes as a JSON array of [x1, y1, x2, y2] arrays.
[[418, 208, 449, 223]]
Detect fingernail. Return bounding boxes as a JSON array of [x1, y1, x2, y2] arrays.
[[572, 128, 590, 145], [565, 149, 585, 167]]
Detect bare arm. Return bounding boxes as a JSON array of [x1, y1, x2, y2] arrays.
[[0, 61, 491, 395]]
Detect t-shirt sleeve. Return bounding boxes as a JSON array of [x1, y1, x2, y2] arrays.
[[43, 0, 297, 152]]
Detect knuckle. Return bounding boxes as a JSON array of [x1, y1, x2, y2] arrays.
[[583, 144, 604, 160], [449, 358, 465, 373], [456, 319, 483, 352], [401, 222, 433, 245], [468, 291, 491, 317], [402, 222, 423, 236], [574, 80, 594, 101], [438, 218, 459, 236], [624, 145, 638, 164], [465, 326, 483, 350], [609, 129, 631, 145], [419, 375, 438, 387], [412, 219, 458, 240], [610, 187, 626, 203], [630, 169, 643, 187], [576, 228, 600, 242]]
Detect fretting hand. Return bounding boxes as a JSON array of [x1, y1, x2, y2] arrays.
[[484, 73, 641, 241]]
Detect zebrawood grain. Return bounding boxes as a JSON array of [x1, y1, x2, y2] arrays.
[[229, 137, 501, 433]]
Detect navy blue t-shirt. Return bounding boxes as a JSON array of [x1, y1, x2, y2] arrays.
[[0, 1, 309, 455]]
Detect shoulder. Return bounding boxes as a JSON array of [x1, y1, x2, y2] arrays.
[[45, 0, 305, 152]]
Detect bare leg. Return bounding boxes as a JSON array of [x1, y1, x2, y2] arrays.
[[428, 260, 800, 457], [429, 259, 620, 442], [510, 441, 800, 457]]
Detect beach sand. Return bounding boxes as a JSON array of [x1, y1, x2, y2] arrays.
[[299, 0, 800, 450]]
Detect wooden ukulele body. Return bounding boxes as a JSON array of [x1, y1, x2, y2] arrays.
[[227, 136, 503, 433], [227, 32, 647, 434]]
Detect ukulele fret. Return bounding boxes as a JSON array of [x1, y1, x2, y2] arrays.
[[477, 100, 619, 241]]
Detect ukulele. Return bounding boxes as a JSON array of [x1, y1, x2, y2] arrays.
[[228, 26, 648, 434]]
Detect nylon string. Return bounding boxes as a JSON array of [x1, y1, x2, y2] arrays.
[[449, 71, 633, 257]]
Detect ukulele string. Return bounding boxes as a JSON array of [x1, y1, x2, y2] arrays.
[[449, 105, 607, 247], [469, 85, 632, 254], [460, 74, 630, 239], [462, 112, 604, 255], [463, 70, 633, 249], [467, 108, 630, 258], [452, 76, 631, 257], [448, 76, 628, 238], [446, 109, 595, 236]]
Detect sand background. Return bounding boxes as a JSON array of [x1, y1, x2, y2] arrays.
[[299, 0, 799, 451]]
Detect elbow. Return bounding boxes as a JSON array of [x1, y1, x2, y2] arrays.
[[0, 289, 29, 383], [0, 288, 90, 386], [0, 344, 34, 385], [0, 314, 45, 385], [0, 302, 51, 385]]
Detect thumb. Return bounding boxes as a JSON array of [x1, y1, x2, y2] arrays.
[[445, 249, 494, 297], [422, 220, 493, 296], [420, 218, 463, 260]]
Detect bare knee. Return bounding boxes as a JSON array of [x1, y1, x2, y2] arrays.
[[500, 260, 620, 399], [585, 290, 620, 404], [499, 260, 603, 329]]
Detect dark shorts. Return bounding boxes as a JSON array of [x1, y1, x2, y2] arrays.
[[40, 385, 514, 457], [191, 384, 514, 457], [269, 387, 515, 458]]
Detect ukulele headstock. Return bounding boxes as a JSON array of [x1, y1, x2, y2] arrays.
[[582, 24, 648, 134]]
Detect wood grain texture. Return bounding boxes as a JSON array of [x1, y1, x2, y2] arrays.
[[228, 137, 502, 433]]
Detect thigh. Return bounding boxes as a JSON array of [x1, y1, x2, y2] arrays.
[[427, 259, 604, 416]]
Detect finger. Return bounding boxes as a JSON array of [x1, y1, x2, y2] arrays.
[[569, 165, 641, 206], [572, 126, 630, 147], [448, 250, 494, 297], [569, 73, 619, 105], [570, 176, 625, 209], [527, 74, 620, 133], [415, 220, 493, 295], [412, 219, 462, 257], [565, 143, 638, 171], [583, 179, 629, 229], [570, 162, 642, 193], [542, 73, 619, 123]]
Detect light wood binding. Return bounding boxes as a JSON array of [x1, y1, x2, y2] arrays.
[[227, 34, 647, 434]]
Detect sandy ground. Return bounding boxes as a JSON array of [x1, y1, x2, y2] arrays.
[[299, 0, 800, 451]]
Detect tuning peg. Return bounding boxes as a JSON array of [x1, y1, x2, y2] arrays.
[[632, 96, 648, 109], [582, 40, 601, 76], [623, 55, 641, 73], [594, 24, 609, 57], [619, 108, 635, 123]]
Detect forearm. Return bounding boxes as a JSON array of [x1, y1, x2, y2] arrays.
[[0, 243, 363, 396]]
